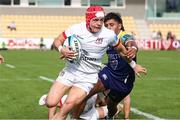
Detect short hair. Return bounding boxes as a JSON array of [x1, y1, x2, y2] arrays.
[[104, 12, 125, 31]]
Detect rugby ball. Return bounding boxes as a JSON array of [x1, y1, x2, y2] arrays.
[[63, 34, 82, 62]]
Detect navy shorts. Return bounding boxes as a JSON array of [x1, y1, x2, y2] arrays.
[[98, 66, 135, 103]]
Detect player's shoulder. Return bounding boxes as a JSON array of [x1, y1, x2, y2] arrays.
[[118, 31, 132, 39], [101, 26, 116, 37], [118, 31, 134, 43], [102, 26, 114, 34]]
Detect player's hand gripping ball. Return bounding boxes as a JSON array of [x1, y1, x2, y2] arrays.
[[63, 34, 82, 62]]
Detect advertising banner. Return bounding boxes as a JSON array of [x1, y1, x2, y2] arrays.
[[0, 38, 179, 50], [0, 38, 54, 49], [135, 39, 180, 50]]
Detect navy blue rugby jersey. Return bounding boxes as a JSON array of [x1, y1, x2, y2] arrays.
[[106, 47, 134, 79], [105, 31, 136, 80]]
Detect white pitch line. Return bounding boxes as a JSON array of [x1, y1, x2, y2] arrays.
[[152, 77, 180, 80], [0, 78, 33, 81], [39, 76, 54, 82], [2, 64, 169, 119], [39, 76, 165, 120], [131, 108, 164, 120], [39, 75, 71, 119], [5, 64, 15, 68], [118, 104, 164, 120], [137, 77, 180, 81]]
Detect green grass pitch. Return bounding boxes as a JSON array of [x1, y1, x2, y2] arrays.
[[0, 50, 180, 119]]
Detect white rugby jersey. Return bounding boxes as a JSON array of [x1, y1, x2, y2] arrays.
[[80, 94, 97, 120], [62, 94, 98, 120], [63, 22, 119, 74]]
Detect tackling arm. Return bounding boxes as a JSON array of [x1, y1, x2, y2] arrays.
[[125, 40, 138, 59], [115, 41, 147, 76], [125, 40, 138, 49], [114, 42, 131, 62]]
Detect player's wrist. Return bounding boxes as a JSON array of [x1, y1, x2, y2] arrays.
[[58, 45, 63, 53], [129, 60, 136, 68], [131, 46, 138, 52], [127, 46, 138, 51]]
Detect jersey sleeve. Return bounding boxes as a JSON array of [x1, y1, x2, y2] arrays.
[[118, 31, 134, 45], [109, 33, 120, 48], [63, 24, 78, 38]]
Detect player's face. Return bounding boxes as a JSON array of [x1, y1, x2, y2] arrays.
[[104, 19, 121, 35], [89, 17, 104, 33]]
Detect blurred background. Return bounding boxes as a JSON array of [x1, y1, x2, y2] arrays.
[[0, 0, 180, 119], [0, 0, 180, 49]]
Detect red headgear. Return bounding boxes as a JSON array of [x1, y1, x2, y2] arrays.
[[86, 6, 105, 29]]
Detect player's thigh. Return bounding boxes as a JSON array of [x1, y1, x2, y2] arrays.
[[87, 79, 106, 99], [66, 86, 87, 105], [47, 81, 71, 106], [92, 79, 106, 93]]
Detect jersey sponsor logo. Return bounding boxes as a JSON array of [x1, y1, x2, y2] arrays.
[[102, 74, 108, 80], [108, 53, 121, 60], [81, 55, 97, 61], [76, 35, 84, 40], [81, 49, 97, 61], [109, 59, 118, 70], [108, 53, 121, 70], [95, 38, 103, 44], [73, 39, 80, 55]]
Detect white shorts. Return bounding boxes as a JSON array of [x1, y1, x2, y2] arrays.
[[80, 106, 108, 120], [56, 68, 98, 94], [80, 106, 99, 120]]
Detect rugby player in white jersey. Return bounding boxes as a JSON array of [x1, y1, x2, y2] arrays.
[[45, 6, 146, 119], [39, 93, 108, 119]]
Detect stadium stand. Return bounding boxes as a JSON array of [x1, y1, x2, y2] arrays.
[[0, 15, 84, 38], [0, 0, 179, 40], [122, 16, 140, 39], [149, 23, 180, 40], [0, 15, 139, 39]]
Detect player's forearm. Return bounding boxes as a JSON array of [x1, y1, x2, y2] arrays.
[[116, 42, 128, 55], [125, 41, 138, 52], [115, 43, 131, 62], [116, 45, 136, 68], [53, 34, 65, 52]]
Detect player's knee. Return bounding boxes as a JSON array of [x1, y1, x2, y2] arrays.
[[46, 97, 57, 108]]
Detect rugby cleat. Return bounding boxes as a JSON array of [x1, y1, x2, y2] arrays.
[[38, 94, 47, 106]]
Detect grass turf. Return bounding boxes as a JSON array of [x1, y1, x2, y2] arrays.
[[0, 50, 179, 119]]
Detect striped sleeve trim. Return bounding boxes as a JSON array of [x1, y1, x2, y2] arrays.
[[113, 39, 121, 48], [62, 31, 67, 39]]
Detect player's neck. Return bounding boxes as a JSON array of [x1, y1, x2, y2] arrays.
[[117, 30, 123, 36]]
